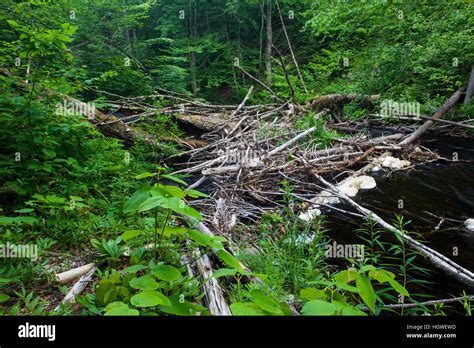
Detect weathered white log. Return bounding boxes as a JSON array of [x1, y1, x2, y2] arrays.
[[56, 263, 95, 283], [54, 266, 96, 311], [192, 248, 232, 316], [188, 217, 300, 315], [315, 174, 474, 286]]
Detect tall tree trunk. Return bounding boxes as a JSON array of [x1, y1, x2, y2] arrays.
[[264, 0, 272, 85], [464, 66, 474, 105], [123, 0, 132, 54], [259, 1, 265, 72], [189, 0, 198, 96], [235, 1, 244, 85]]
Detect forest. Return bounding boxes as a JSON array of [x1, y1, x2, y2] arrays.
[[0, 0, 473, 320]]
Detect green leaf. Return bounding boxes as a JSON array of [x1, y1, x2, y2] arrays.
[[166, 198, 202, 220], [161, 174, 188, 185], [122, 265, 148, 274], [300, 288, 328, 301], [368, 269, 409, 296], [356, 275, 376, 314], [230, 302, 264, 316], [105, 306, 139, 316], [159, 185, 186, 198], [138, 196, 165, 212], [134, 172, 157, 179], [0, 294, 10, 303], [334, 268, 359, 284], [153, 265, 181, 281], [188, 229, 210, 246], [212, 268, 237, 279], [130, 291, 170, 307], [14, 208, 34, 213], [121, 230, 143, 241], [342, 306, 368, 316], [42, 148, 56, 159], [159, 294, 207, 316], [161, 226, 187, 237], [250, 290, 283, 315], [334, 281, 360, 293], [129, 275, 160, 291], [123, 187, 151, 213], [185, 189, 209, 198], [217, 250, 244, 273], [104, 301, 139, 316], [387, 278, 409, 297], [6, 20, 19, 27], [301, 300, 336, 315]]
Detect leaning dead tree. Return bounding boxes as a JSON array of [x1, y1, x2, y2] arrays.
[[399, 87, 465, 145]]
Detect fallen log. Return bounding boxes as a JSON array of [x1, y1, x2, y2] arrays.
[[56, 263, 95, 283], [315, 174, 474, 286], [399, 87, 465, 145], [55, 265, 96, 311], [189, 217, 300, 315], [361, 295, 474, 312], [64, 96, 159, 147], [192, 248, 232, 315]]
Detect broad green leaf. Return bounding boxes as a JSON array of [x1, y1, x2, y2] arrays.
[[160, 226, 187, 237], [387, 278, 409, 297], [104, 301, 139, 316], [160, 185, 186, 198], [130, 291, 170, 307], [250, 290, 283, 315], [358, 264, 376, 273], [212, 268, 237, 279], [122, 265, 148, 274], [342, 306, 368, 316], [138, 196, 166, 212], [300, 288, 328, 301], [188, 229, 210, 246], [185, 189, 209, 198], [153, 265, 181, 281], [159, 294, 208, 316], [301, 300, 336, 315], [161, 174, 188, 186], [369, 269, 394, 283], [230, 302, 264, 316], [123, 187, 151, 213], [14, 208, 34, 213], [121, 230, 143, 241], [134, 172, 156, 179], [334, 281, 360, 293], [368, 269, 409, 296], [104, 306, 139, 316], [42, 148, 56, 158], [217, 250, 244, 273], [0, 294, 10, 303], [334, 268, 359, 284], [165, 198, 202, 220], [356, 275, 376, 314], [6, 20, 19, 27], [129, 275, 160, 291]]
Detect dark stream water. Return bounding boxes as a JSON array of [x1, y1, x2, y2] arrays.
[[326, 133, 474, 301]]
